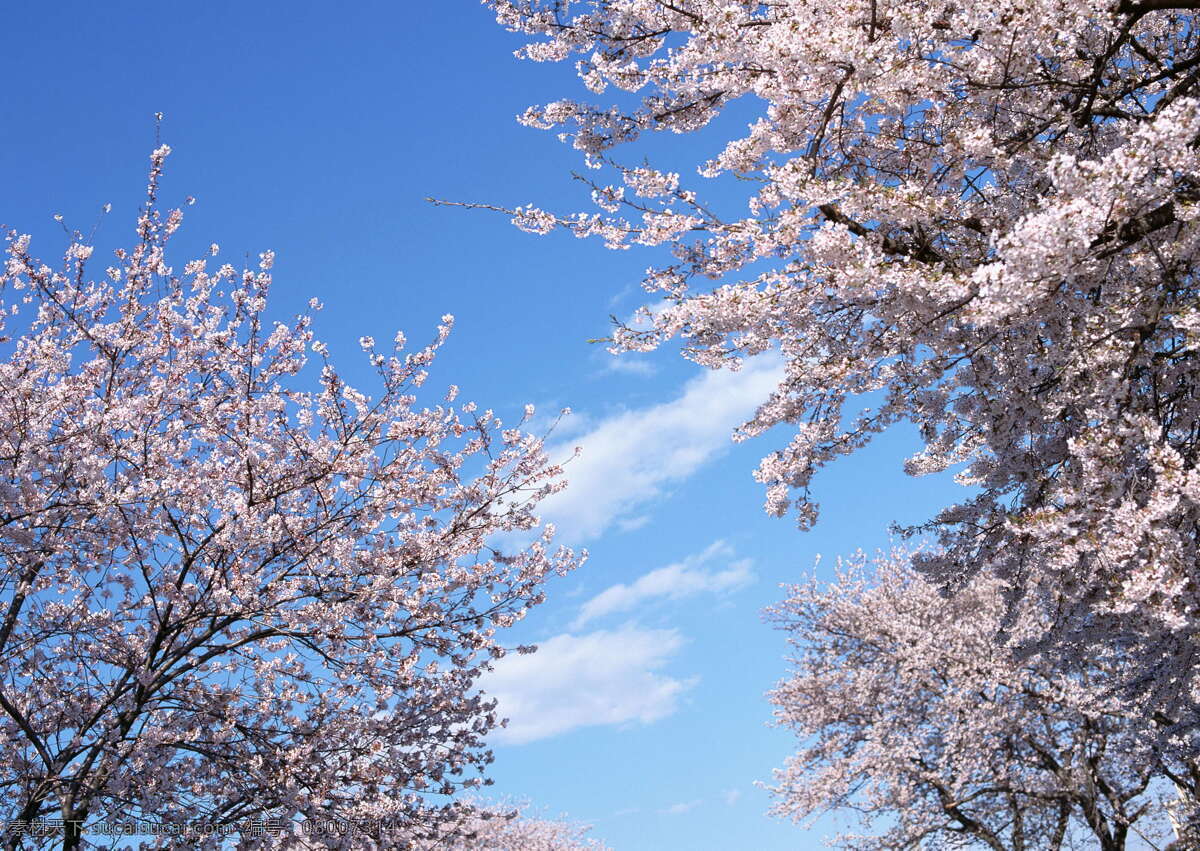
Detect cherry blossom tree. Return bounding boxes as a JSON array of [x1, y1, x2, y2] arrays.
[[409, 800, 609, 850], [0, 146, 578, 849], [766, 550, 1183, 850], [479, 0, 1200, 746]]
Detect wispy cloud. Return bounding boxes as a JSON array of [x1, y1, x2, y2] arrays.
[[722, 789, 743, 807], [572, 541, 754, 629], [481, 627, 693, 745], [540, 355, 783, 544], [599, 356, 658, 377], [478, 542, 756, 744], [659, 800, 703, 816]]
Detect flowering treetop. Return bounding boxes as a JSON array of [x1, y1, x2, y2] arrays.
[[0, 146, 577, 849], [767, 551, 1176, 850], [482, 0, 1200, 742]]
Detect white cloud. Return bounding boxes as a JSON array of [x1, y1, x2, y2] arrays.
[[481, 626, 692, 745], [722, 789, 743, 806], [659, 800, 702, 816], [600, 356, 658, 377], [572, 540, 754, 629], [615, 515, 652, 533], [540, 355, 784, 543]]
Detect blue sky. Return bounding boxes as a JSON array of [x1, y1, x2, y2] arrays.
[[0, 3, 965, 848]]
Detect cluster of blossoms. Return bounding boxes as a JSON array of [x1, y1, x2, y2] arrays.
[[485, 0, 1200, 754], [767, 551, 1182, 850], [407, 800, 609, 850], [0, 147, 578, 848]]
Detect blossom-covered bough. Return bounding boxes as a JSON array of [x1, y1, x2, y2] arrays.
[[0, 147, 578, 849], [767, 552, 1179, 850], [483, 0, 1200, 755], [408, 800, 610, 850]]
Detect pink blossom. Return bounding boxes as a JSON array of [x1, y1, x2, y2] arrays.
[[0, 150, 580, 846]]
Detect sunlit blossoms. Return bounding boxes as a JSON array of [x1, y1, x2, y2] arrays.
[[0, 147, 577, 849], [485, 0, 1200, 746], [408, 800, 610, 850], [767, 551, 1181, 850]]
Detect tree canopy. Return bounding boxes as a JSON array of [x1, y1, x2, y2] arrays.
[[485, 0, 1200, 753], [0, 147, 577, 848]]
